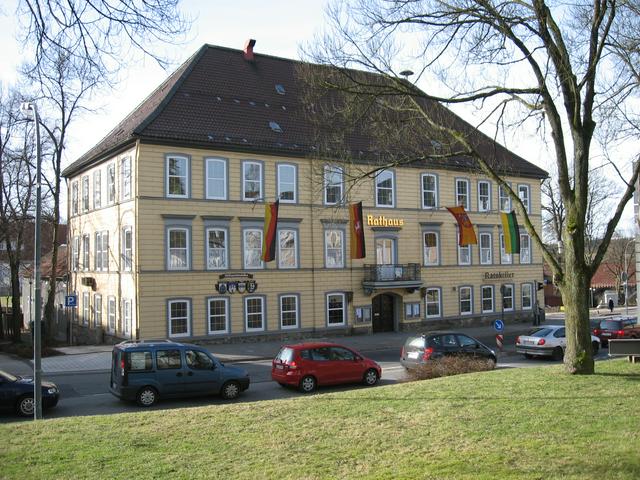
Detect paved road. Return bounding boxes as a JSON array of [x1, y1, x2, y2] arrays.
[[0, 345, 610, 423]]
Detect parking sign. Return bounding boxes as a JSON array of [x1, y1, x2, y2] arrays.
[[65, 294, 78, 308]]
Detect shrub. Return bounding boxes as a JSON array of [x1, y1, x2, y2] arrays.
[[403, 356, 496, 382]]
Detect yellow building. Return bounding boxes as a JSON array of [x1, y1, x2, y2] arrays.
[[62, 44, 546, 344]]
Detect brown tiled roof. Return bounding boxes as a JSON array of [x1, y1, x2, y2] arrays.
[[62, 44, 548, 178], [591, 262, 636, 289], [22, 245, 68, 280]]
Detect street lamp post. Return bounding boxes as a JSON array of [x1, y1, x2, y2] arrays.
[[20, 101, 42, 420]]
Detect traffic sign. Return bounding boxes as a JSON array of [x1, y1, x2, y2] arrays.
[[493, 319, 504, 332], [496, 334, 504, 350], [65, 294, 78, 308]]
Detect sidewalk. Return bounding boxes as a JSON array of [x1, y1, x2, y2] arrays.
[[0, 321, 537, 375]]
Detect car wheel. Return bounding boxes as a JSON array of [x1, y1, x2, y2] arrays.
[[299, 375, 317, 393], [136, 386, 158, 407], [487, 356, 497, 369], [220, 381, 241, 400], [552, 347, 564, 361], [363, 369, 379, 386], [16, 395, 34, 417], [592, 341, 599, 355]]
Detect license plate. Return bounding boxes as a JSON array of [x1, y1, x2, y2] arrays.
[[275, 364, 284, 370], [602, 333, 611, 336], [407, 351, 419, 359]]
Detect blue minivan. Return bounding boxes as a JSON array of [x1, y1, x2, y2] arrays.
[[110, 340, 250, 407]]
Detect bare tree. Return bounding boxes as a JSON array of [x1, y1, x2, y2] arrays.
[[604, 234, 636, 303], [16, 0, 190, 81], [304, 0, 640, 374], [0, 87, 36, 341], [10, 1, 191, 343], [542, 167, 618, 261]]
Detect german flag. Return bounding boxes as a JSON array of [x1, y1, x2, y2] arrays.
[[500, 210, 520, 254], [261, 200, 279, 262], [446, 206, 477, 246], [349, 202, 366, 259]]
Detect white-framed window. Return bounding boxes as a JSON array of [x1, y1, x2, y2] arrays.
[[122, 298, 132, 337], [82, 235, 90, 271], [482, 285, 494, 313], [324, 229, 344, 268], [278, 229, 298, 269], [107, 163, 116, 204], [206, 228, 228, 270], [404, 303, 421, 319], [280, 295, 299, 329], [499, 185, 511, 212], [500, 233, 512, 264], [458, 243, 471, 266], [71, 181, 79, 215], [166, 155, 189, 198], [425, 288, 442, 318], [167, 228, 189, 270], [72, 236, 80, 271], [277, 163, 297, 203], [243, 228, 263, 269], [479, 232, 492, 265], [456, 179, 470, 210], [107, 296, 116, 333], [168, 299, 190, 337], [82, 175, 89, 212], [375, 169, 394, 207], [518, 184, 530, 213], [326, 293, 346, 326], [520, 234, 531, 264], [478, 180, 491, 212], [95, 231, 109, 272], [121, 156, 131, 200], [502, 284, 514, 311], [423, 231, 439, 266], [122, 226, 133, 272], [421, 173, 438, 209], [242, 161, 262, 201], [244, 296, 264, 332], [82, 292, 90, 326], [459, 286, 473, 315], [94, 294, 102, 328], [324, 165, 343, 205], [522, 283, 533, 310], [93, 170, 102, 209], [205, 157, 227, 200], [207, 297, 229, 334]]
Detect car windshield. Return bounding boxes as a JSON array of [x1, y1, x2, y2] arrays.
[[275, 347, 295, 363], [600, 320, 622, 330], [0, 370, 18, 382], [529, 328, 553, 338]]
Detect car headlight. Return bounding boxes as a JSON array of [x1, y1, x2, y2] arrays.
[[47, 387, 58, 394]]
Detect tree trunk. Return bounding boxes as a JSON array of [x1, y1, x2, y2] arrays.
[[560, 232, 594, 374], [43, 218, 60, 345], [9, 258, 22, 343]]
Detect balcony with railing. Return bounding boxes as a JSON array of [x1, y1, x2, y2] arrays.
[[362, 263, 423, 293]]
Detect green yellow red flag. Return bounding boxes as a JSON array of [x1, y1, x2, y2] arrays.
[[500, 210, 521, 254]]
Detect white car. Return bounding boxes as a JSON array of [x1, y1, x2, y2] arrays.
[[516, 325, 600, 360]]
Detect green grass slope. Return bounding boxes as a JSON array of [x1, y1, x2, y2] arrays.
[[1, 360, 639, 479]]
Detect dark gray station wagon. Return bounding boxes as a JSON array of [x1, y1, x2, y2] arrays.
[[110, 340, 250, 407], [400, 331, 497, 369]]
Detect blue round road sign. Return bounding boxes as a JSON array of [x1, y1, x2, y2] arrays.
[[493, 319, 504, 332]]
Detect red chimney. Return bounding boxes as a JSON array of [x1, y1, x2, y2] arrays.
[[244, 39, 256, 61]]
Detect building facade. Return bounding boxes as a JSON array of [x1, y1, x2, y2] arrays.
[[62, 44, 546, 344]]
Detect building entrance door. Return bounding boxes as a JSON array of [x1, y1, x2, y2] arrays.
[[372, 294, 395, 333]]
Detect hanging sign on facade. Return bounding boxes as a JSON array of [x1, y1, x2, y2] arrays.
[[215, 273, 257, 294]]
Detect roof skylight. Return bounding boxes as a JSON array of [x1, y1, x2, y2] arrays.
[[275, 84, 286, 95], [269, 121, 283, 133]]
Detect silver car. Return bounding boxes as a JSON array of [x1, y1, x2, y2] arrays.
[[516, 325, 600, 360]]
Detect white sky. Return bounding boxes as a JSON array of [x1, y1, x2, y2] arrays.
[[0, 0, 636, 231]]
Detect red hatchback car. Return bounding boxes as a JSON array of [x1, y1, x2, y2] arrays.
[[271, 342, 382, 393]]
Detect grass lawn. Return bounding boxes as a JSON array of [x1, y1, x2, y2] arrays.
[[1, 360, 639, 479]]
